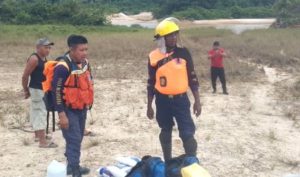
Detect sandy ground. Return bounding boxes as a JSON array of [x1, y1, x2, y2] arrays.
[[0, 52, 299, 177], [108, 12, 158, 28]]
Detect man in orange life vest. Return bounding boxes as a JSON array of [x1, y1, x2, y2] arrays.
[[208, 41, 228, 95], [52, 35, 93, 177], [22, 38, 58, 148], [147, 20, 202, 161]]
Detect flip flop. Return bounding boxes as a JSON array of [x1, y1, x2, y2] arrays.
[[39, 142, 58, 148], [84, 130, 96, 137]]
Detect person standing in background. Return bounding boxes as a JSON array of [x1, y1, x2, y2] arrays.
[[208, 41, 228, 95]]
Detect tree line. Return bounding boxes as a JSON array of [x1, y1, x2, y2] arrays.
[[0, 0, 299, 26]]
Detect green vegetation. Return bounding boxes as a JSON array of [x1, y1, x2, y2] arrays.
[[0, 0, 108, 25], [273, 0, 300, 27], [153, 0, 275, 19], [0, 0, 283, 24], [0, 0, 300, 27], [0, 0, 299, 26]]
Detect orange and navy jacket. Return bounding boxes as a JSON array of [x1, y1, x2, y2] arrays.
[[52, 55, 93, 112], [147, 47, 199, 96]]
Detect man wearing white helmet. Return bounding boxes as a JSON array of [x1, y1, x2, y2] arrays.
[[147, 19, 202, 160]]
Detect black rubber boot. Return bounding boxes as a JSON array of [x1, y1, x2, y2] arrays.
[[68, 166, 90, 175], [182, 136, 198, 156], [222, 83, 228, 95], [159, 130, 172, 161], [72, 166, 82, 177]]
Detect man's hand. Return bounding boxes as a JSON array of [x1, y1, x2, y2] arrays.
[[147, 106, 154, 120], [24, 90, 30, 99], [193, 101, 202, 117], [58, 112, 69, 129]]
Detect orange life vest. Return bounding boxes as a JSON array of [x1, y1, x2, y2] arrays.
[[149, 48, 188, 95], [42, 57, 94, 110], [61, 59, 94, 110]]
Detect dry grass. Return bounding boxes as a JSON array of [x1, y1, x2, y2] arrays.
[[0, 25, 265, 83], [275, 77, 300, 127], [22, 137, 31, 146], [290, 78, 300, 98], [88, 118, 96, 126], [85, 138, 100, 149], [221, 29, 300, 72], [279, 157, 300, 169], [268, 129, 278, 142], [0, 112, 4, 127]]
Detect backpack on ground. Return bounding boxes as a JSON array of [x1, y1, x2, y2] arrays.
[[165, 155, 200, 177], [125, 156, 165, 177], [42, 56, 72, 134]]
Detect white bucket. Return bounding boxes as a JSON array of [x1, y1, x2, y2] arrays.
[[284, 175, 300, 177], [46, 160, 67, 177]]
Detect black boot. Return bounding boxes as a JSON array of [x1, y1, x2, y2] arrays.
[[223, 88, 229, 95], [67, 165, 90, 175], [222, 82, 228, 95], [159, 130, 172, 161], [182, 136, 197, 156], [72, 166, 82, 177], [212, 89, 216, 94]]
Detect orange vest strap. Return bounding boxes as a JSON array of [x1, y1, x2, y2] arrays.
[[56, 61, 70, 71], [149, 48, 173, 67]]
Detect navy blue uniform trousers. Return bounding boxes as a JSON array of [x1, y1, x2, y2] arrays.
[[155, 93, 196, 140], [62, 108, 87, 168]]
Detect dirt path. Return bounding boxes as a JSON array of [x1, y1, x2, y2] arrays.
[[0, 61, 299, 177]]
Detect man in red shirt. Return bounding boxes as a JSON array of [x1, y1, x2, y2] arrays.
[[208, 41, 228, 95]]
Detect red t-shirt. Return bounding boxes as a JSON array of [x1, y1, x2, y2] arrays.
[[208, 48, 225, 68]]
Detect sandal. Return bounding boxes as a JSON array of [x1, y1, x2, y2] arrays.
[[39, 142, 58, 148]]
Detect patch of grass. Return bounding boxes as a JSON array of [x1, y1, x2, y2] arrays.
[[224, 29, 300, 72], [285, 110, 297, 121], [0, 112, 4, 127], [88, 118, 96, 126], [291, 79, 300, 98], [0, 25, 148, 39], [279, 158, 300, 169], [205, 134, 211, 141], [1, 25, 267, 83], [268, 129, 278, 142], [85, 138, 100, 149], [275, 77, 300, 127], [22, 137, 31, 146]]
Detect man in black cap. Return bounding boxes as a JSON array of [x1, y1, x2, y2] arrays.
[[22, 38, 58, 148]]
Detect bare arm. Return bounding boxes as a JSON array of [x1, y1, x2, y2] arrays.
[[22, 55, 38, 99], [221, 50, 227, 57], [147, 58, 156, 119], [192, 89, 201, 117]]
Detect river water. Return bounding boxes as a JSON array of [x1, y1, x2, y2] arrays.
[[110, 13, 276, 34]]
